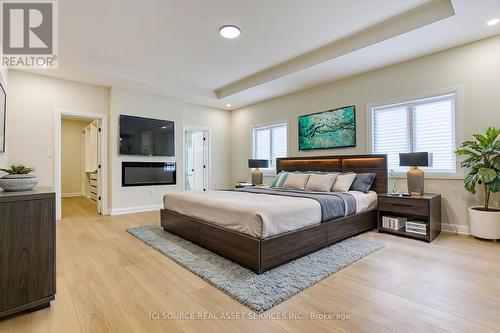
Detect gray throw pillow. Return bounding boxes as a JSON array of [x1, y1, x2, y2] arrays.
[[350, 173, 376, 193]]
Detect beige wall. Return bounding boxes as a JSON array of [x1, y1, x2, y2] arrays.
[[6, 72, 229, 214], [0, 67, 7, 170], [61, 118, 92, 195], [230, 35, 500, 233], [109, 88, 183, 213], [183, 103, 231, 190], [109, 88, 230, 214], [8, 34, 498, 229], [7, 70, 110, 190]]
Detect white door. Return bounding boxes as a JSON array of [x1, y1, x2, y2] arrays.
[[192, 132, 204, 191], [185, 129, 209, 192], [95, 120, 102, 214], [84, 120, 101, 214]]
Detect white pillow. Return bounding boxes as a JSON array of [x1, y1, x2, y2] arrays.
[[305, 173, 338, 192], [283, 173, 310, 190], [331, 173, 357, 192]]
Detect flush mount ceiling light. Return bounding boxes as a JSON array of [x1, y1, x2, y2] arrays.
[[226, 104, 232, 107], [487, 18, 500, 26], [219, 25, 241, 39]]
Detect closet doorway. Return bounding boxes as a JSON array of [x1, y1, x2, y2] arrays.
[[184, 128, 210, 192], [55, 110, 108, 220]]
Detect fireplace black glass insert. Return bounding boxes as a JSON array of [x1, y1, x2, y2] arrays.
[[122, 162, 176, 187]]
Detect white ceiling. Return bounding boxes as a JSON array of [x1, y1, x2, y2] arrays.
[[26, 0, 500, 110]]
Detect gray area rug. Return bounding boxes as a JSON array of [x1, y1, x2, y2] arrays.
[[127, 224, 384, 312]]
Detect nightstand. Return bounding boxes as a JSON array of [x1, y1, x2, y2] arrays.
[[377, 193, 441, 243]]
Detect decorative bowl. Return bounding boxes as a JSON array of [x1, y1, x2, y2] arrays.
[[0, 174, 38, 191]]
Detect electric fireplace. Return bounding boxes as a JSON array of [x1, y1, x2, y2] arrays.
[[122, 162, 176, 187]]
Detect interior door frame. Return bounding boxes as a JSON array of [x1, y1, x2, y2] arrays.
[[183, 126, 211, 192], [54, 108, 108, 220]]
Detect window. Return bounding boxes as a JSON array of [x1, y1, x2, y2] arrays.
[[371, 93, 456, 173], [252, 123, 287, 174]]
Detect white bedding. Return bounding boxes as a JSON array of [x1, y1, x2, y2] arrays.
[[163, 190, 377, 239]]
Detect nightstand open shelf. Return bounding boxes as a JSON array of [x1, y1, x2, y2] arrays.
[[377, 193, 441, 243], [377, 225, 429, 241]]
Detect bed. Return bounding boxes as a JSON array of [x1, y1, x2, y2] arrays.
[[161, 154, 387, 274]]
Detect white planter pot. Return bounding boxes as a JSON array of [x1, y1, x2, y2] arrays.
[[469, 207, 500, 240]]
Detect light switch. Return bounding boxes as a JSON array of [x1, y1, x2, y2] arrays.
[[47, 149, 54, 158]]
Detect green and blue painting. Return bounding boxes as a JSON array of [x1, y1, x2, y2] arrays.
[[298, 105, 356, 150]]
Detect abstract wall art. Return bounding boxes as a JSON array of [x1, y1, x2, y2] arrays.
[[298, 105, 356, 150]]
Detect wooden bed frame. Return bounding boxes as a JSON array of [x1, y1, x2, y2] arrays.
[[161, 154, 387, 274]]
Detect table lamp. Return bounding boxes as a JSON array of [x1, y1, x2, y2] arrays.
[[248, 159, 269, 185], [399, 152, 431, 196]]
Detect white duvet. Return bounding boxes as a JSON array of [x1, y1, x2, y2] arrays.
[[163, 190, 377, 239]]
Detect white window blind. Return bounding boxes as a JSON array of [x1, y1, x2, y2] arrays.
[[372, 93, 456, 173], [253, 123, 287, 172]]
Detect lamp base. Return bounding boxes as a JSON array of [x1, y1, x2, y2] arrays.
[[251, 168, 263, 185], [407, 166, 424, 196]]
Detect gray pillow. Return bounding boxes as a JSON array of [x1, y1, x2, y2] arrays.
[[350, 173, 376, 193]]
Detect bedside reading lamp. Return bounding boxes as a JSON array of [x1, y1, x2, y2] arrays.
[[399, 152, 431, 196], [248, 159, 269, 185]]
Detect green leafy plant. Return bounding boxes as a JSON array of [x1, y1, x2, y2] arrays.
[[0, 164, 35, 175], [456, 127, 500, 211]]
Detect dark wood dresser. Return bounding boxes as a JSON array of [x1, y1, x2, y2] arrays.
[[0, 188, 56, 319]]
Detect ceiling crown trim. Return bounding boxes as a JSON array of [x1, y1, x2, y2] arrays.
[[215, 0, 455, 99]]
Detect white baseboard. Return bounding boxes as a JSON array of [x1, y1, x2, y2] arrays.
[[442, 223, 470, 235], [110, 204, 162, 216], [62, 192, 83, 198]]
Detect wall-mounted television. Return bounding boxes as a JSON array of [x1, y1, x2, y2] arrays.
[[119, 115, 175, 156]]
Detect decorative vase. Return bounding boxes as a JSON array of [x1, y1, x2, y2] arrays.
[[469, 207, 500, 240], [389, 170, 399, 194], [0, 174, 38, 191]]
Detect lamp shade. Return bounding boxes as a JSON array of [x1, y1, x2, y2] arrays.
[[248, 159, 269, 168], [399, 152, 431, 167]]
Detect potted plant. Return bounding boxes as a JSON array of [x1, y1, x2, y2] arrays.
[[0, 165, 38, 192], [456, 127, 500, 239]]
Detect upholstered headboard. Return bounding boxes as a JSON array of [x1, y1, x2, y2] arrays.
[[276, 154, 388, 194]]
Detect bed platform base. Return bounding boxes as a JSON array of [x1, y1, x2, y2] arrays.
[[161, 208, 377, 274], [161, 154, 386, 274]]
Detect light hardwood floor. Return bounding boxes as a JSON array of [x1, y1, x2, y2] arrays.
[[1, 196, 499, 333]]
